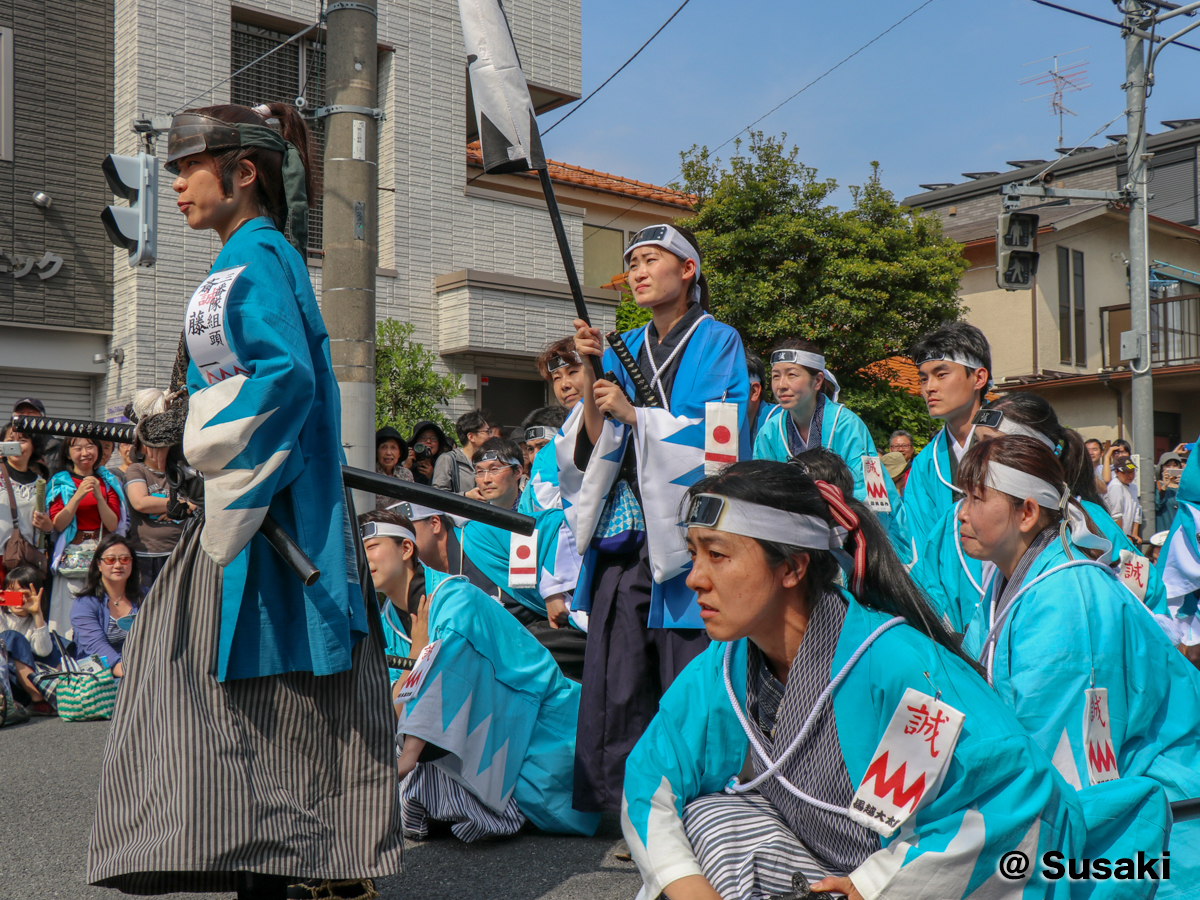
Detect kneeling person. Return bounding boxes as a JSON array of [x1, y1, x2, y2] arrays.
[[359, 509, 600, 842]]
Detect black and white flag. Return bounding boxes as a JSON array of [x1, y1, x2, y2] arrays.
[[458, 0, 546, 174]]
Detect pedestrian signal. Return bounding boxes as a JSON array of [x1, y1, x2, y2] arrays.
[[996, 211, 1039, 290], [101, 153, 157, 267]]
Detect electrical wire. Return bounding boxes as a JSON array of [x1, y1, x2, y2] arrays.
[[542, 0, 693, 135], [581, 0, 939, 239]]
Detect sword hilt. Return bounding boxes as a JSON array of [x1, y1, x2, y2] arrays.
[[604, 331, 661, 408]]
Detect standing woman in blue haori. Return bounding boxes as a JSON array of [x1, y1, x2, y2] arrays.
[[957, 435, 1200, 898], [622, 460, 1084, 900], [753, 340, 911, 564], [562, 224, 749, 813], [87, 104, 402, 900], [913, 392, 1168, 634], [1155, 437, 1200, 660]]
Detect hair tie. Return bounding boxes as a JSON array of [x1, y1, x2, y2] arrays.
[[1055, 438, 1064, 458], [814, 480, 865, 596]]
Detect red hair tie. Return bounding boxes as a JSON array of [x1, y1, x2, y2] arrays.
[[814, 480, 865, 596]]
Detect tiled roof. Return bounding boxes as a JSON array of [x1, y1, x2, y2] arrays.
[[863, 356, 921, 396], [467, 142, 695, 209]]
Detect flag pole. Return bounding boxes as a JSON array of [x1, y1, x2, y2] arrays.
[[536, 168, 605, 381]]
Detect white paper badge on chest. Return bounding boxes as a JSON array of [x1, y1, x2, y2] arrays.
[[861, 454, 892, 514]]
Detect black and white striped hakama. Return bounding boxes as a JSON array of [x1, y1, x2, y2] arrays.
[[682, 792, 834, 900], [399, 763, 526, 843], [87, 521, 403, 894]]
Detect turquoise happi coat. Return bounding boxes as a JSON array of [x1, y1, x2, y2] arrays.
[[396, 568, 600, 836], [901, 426, 960, 542], [753, 402, 914, 565], [182, 218, 364, 681], [556, 315, 750, 629], [519, 438, 563, 515], [1157, 445, 1200, 645], [622, 594, 1085, 899], [964, 539, 1200, 899]]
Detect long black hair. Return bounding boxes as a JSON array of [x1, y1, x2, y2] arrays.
[[686, 459, 971, 666], [79, 533, 144, 602], [983, 393, 1101, 505]]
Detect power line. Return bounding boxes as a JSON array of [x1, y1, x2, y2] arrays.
[[1029, 0, 1200, 52], [542, 0, 693, 135], [583, 0, 938, 239]]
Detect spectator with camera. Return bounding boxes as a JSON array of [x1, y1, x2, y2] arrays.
[[1157, 449, 1187, 534], [433, 410, 492, 496], [407, 420, 454, 485]]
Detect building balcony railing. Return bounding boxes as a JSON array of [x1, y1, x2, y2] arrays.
[[1101, 292, 1200, 369]]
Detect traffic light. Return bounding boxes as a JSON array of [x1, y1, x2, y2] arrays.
[[996, 211, 1039, 290], [101, 153, 157, 267]]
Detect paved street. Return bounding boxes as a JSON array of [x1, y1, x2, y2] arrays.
[[0, 718, 642, 900]]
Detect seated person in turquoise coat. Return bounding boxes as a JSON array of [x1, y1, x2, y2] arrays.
[[359, 508, 599, 841], [622, 460, 1085, 900], [752, 340, 911, 564], [913, 393, 1168, 634], [957, 435, 1200, 899]]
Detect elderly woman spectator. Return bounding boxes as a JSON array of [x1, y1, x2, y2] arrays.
[[47, 437, 127, 639], [375, 426, 414, 509], [1, 422, 53, 569], [70, 533, 143, 678], [123, 441, 186, 589], [408, 420, 454, 485]]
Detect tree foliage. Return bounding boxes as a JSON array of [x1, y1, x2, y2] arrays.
[[375, 319, 463, 436], [675, 133, 965, 441]]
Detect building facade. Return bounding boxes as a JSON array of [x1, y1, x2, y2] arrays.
[[904, 122, 1200, 460]]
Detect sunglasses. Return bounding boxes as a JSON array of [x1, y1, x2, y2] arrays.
[[100, 555, 133, 566]]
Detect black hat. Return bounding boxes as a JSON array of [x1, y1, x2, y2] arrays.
[[375, 427, 408, 458], [12, 397, 45, 414]]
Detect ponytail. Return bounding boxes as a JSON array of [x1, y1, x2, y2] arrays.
[[672, 225, 710, 312]]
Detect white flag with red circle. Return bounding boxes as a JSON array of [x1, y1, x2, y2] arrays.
[[704, 402, 739, 475], [508, 529, 538, 589]]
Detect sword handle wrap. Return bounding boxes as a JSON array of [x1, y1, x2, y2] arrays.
[[604, 331, 661, 408], [11, 415, 135, 444]]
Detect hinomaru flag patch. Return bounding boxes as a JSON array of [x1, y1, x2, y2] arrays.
[[849, 687, 964, 836], [861, 455, 892, 514], [508, 529, 538, 589], [1084, 687, 1120, 785], [704, 401, 739, 476]]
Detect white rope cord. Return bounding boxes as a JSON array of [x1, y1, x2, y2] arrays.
[[952, 501, 986, 596], [642, 314, 709, 409], [722, 616, 906, 815]]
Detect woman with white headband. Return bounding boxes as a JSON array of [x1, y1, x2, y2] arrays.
[[753, 338, 913, 566], [563, 223, 751, 814], [914, 392, 1167, 634], [622, 459, 1083, 900], [957, 435, 1200, 897]]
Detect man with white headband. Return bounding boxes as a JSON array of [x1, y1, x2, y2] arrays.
[[903, 322, 993, 540], [955, 435, 1200, 894], [356, 508, 600, 843], [754, 338, 913, 565], [564, 221, 751, 814], [619, 459, 1085, 900]]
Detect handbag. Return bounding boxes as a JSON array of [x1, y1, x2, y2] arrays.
[[1, 468, 48, 575], [591, 478, 646, 554], [57, 534, 100, 578], [45, 662, 118, 721]]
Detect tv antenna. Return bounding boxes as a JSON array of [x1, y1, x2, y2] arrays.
[[1020, 47, 1092, 149]]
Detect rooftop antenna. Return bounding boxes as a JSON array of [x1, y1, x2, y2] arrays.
[[1020, 47, 1092, 149]]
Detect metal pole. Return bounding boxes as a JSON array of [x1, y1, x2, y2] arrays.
[[1124, 2, 1156, 540], [323, 0, 378, 513]]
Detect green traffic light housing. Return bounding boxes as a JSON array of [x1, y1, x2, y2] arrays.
[[996, 211, 1039, 290], [100, 152, 157, 267]]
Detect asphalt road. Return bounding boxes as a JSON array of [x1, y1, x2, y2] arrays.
[[0, 717, 642, 900]]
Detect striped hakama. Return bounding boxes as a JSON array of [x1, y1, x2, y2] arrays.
[[399, 763, 526, 843], [87, 521, 403, 894]]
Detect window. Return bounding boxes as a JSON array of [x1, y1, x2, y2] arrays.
[[229, 22, 325, 254], [582, 225, 624, 289], [1058, 247, 1086, 366]]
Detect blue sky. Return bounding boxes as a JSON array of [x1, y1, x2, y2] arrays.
[[538, 0, 1200, 208]]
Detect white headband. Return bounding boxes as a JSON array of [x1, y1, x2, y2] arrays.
[[624, 224, 702, 303], [385, 501, 440, 522], [361, 522, 417, 545], [684, 493, 844, 552], [988, 417, 1056, 451], [770, 349, 842, 403], [982, 462, 1110, 553], [919, 351, 986, 371]]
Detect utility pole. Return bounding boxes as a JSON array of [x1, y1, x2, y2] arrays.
[[1122, 1, 1156, 534], [322, 0, 380, 511]]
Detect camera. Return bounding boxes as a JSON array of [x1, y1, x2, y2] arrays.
[[0, 441, 21, 456], [412, 444, 432, 462]]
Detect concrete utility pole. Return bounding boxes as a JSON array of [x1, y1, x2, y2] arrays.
[[1122, 0, 1155, 530], [322, 0, 379, 511]]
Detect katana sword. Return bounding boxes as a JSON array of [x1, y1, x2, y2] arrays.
[[605, 330, 661, 408]]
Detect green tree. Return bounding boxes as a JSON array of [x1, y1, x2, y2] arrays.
[[675, 133, 965, 443], [375, 319, 463, 436]]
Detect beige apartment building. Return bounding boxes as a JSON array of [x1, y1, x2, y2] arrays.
[[905, 122, 1200, 459]]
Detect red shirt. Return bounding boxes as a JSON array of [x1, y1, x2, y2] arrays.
[[49, 475, 120, 532]]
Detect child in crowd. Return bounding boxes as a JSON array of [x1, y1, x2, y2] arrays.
[[1, 566, 56, 716]]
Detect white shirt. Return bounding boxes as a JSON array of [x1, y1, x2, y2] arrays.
[[1, 610, 52, 657], [949, 426, 976, 462], [1105, 479, 1143, 537]]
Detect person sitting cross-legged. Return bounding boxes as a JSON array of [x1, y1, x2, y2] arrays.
[[358, 508, 600, 842]]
